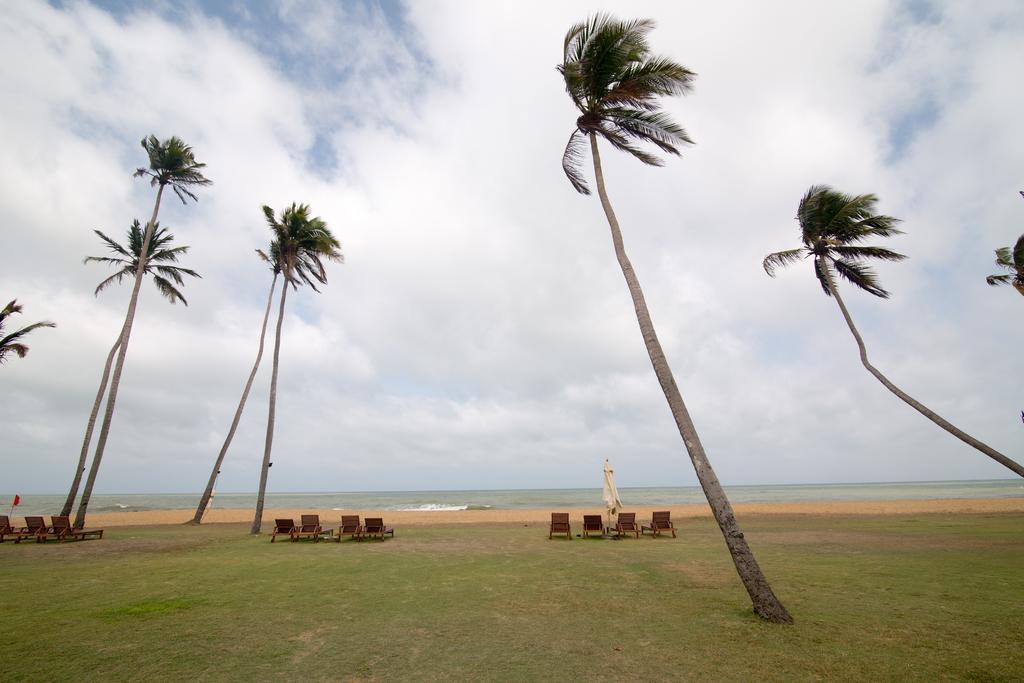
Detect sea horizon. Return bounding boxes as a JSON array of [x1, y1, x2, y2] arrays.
[[5, 478, 1022, 516]]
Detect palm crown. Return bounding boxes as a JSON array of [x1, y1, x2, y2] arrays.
[[558, 14, 696, 194], [85, 220, 201, 304], [763, 185, 907, 298], [985, 233, 1024, 294], [133, 135, 212, 204], [0, 300, 56, 363], [262, 204, 342, 291]]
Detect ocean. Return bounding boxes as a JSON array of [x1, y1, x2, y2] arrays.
[[4, 479, 1022, 516]]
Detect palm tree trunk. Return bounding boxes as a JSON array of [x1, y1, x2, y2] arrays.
[[61, 333, 123, 516], [191, 273, 279, 524], [819, 257, 1024, 478], [589, 134, 793, 623], [251, 271, 289, 534], [74, 184, 166, 528]]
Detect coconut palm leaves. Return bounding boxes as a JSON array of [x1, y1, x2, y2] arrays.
[[85, 220, 200, 304], [764, 185, 1024, 479], [985, 233, 1024, 296], [558, 15, 791, 624], [251, 204, 341, 534], [0, 300, 55, 364], [763, 185, 907, 297], [558, 14, 695, 194], [134, 135, 212, 204]]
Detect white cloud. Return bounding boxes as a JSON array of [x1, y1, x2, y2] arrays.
[[1, 1, 1022, 497]]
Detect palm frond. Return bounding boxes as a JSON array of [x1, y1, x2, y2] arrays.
[[986, 274, 1012, 287], [93, 268, 134, 296], [830, 245, 907, 262], [1013, 234, 1024, 270], [833, 258, 890, 298], [562, 129, 591, 194], [604, 108, 693, 155], [813, 258, 833, 297], [597, 125, 663, 165], [762, 248, 806, 277], [150, 274, 188, 305]]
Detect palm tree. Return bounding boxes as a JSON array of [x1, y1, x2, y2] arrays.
[[251, 204, 341, 534], [74, 136, 211, 528], [558, 15, 792, 624], [61, 221, 200, 516], [0, 300, 55, 364], [764, 185, 1024, 478], [985, 233, 1024, 296], [191, 246, 281, 525]]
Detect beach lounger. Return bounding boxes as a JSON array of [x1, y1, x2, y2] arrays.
[[40, 516, 104, 542], [0, 515, 17, 543], [360, 517, 393, 541], [271, 518, 296, 542], [292, 515, 325, 542], [582, 515, 604, 538], [642, 511, 677, 538], [549, 512, 571, 539], [614, 512, 640, 539], [336, 515, 363, 541], [14, 516, 48, 544]]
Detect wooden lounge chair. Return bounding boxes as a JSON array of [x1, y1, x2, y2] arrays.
[[336, 515, 362, 541], [14, 516, 48, 544], [642, 511, 677, 538], [549, 512, 571, 539], [40, 516, 104, 542], [614, 512, 640, 539], [360, 517, 394, 541], [270, 518, 296, 543], [582, 515, 604, 538], [0, 515, 17, 543], [292, 515, 325, 542]]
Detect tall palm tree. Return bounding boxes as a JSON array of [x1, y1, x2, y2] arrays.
[[764, 185, 1024, 478], [985, 233, 1024, 296], [61, 221, 200, 517], [251, 204, 341, 534], [0, 300, 55, 364], [558, 15, 792, 624], [74, 136, 211, 528], [191, 245, 281, 524]]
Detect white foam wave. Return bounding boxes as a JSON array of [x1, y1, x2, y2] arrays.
[[390, 504, 469, 512]]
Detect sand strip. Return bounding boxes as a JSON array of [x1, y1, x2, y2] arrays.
[[64, 497, 1024, 528]]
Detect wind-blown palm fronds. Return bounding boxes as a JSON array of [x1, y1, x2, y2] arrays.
[[85, 220, 200, 304], [763, 185, 1024, 479], [134, 135, 213, 205], [558, 14, 695, 194], [0, 300, 55, 364], [557, 15, 792, 624], [986, 233, 1024, 296]]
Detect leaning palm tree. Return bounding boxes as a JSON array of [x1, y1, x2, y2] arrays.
[[251, 204, 341, 534], [61, 220, 200, 517], [558, 15, 792, 623], [985, 232, 1024, 296], [0, 300, 55, 364], [191, 245, 282, 525], [74, 136, 211, 528], [764, 185, 1024, 478]]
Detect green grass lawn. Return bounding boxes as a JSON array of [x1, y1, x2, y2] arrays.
[[2, 513, 1022, 682]]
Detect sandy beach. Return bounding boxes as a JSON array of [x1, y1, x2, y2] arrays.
[[75, 497, 1024, 527]]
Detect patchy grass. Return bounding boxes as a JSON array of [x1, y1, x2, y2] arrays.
[[1, 513, 1022, 681]]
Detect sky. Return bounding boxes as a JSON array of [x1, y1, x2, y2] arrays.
[[1, 0, 1022, 495]]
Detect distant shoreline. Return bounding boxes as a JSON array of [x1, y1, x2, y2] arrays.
[[63, 497, 1024, 528]]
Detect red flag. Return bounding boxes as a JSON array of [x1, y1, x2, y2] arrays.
[[12, 495, 19, 506]]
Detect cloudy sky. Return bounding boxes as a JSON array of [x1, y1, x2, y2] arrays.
[[2, 0, 1022, 496]]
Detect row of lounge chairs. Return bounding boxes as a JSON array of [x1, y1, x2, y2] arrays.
[[270, 514, 394, 542], [549, 511, 677, 539], [0, 515, 104, 543]]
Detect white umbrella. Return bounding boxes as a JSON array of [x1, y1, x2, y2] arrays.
[[602, 459, 624, 531]]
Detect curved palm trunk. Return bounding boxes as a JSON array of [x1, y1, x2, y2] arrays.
[[74, 185, 165, 528], [820, 257, 1024, 478], [191, 273, 279, 524], [590, 134, 792, 623], [251, 273, 289, 534], [61, 334, 123, 516]]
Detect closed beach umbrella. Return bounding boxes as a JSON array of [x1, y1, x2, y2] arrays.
[[602, 459, 623, 529]]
